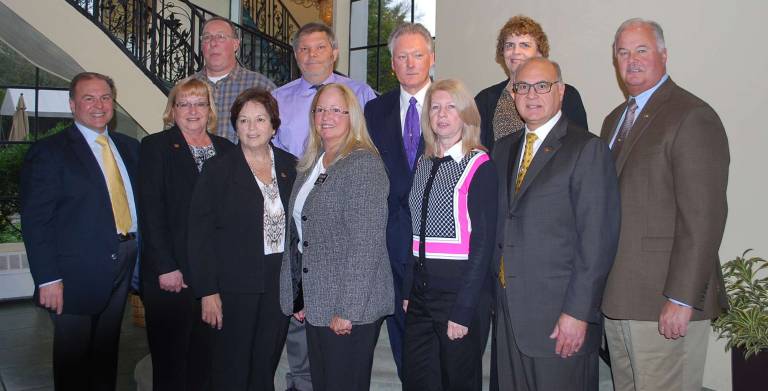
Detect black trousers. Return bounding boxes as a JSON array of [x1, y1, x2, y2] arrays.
[[143, 274, 212, 391], [50, 238, 137, 391], [305, 318, 383, 391], [402, 286, 491, 391], [210, 253, 289, 391], [386, 258, 407, 379]]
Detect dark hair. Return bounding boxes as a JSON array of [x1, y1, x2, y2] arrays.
[[230, 88, 281, 131], [69, 72, 116, 99]]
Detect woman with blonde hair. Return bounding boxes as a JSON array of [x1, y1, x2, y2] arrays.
[[403, 79, 498, 390], [279, 83, 394, 391], [138, 77, 234, 390]]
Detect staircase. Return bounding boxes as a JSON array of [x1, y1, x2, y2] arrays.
[[66, 0, 299, 93]]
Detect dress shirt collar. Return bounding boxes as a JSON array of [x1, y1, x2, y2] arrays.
[[298, 73, 340, 96], [399, 82, 430, 110], [523, 110, 562, 142], [441, 140, 465, 162], [631, 74, 669, 113], [75, 121, 110, 142]]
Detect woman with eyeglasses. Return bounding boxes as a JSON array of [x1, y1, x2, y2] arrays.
[[138, 77, 234, 390], [402, 79, 498, 391], [279, 83, 393, 391], [475, 15, 588, 152], [186, 88, 296, 390]]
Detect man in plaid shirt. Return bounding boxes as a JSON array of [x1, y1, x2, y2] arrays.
[[194, 16, 276, 143]]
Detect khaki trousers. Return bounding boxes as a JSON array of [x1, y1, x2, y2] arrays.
[[604, 317, 710, 391]]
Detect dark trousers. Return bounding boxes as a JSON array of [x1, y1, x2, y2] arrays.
[[386, 259, 406, 379], [143, 275, 211, 391], [495, 290, 598, 391], [305, 318, 383, 391], [210, 253, 289, 391], [50, 238, 137, 391], [402, 286, 490, 391]]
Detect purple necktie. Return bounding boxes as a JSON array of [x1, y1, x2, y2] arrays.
[[404, 96, 420, 169]]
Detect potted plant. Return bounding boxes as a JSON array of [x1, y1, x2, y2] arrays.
[[712, 250, 768, 391]]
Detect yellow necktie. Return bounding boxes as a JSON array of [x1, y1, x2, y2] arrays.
[[515, 132, 538, 192], [95, 135, 132, 234], [500, 132, 539, 288]]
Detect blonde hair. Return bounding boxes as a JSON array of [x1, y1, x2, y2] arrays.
[[298, 83, 379, 172], [162, 77, 218, 134], [421, 79, 486, 158]]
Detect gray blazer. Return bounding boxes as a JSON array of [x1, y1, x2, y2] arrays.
[[493, 116, 620, 357], [279, 148, 394, 326]]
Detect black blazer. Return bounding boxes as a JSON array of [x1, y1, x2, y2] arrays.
[[20, 125, 139, 314], [187, 145, 297, 298], [364, 89, 424, 269], [475, 79, 588, 151], [138, 126, 234, 285]]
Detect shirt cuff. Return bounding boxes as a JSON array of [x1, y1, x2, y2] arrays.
[[668, 298, 691, 308], [39, 279, 62, 287]]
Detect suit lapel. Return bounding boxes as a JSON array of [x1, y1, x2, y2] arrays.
[[615, 79, 675, 174], [231, 148, 265, 208], [166, 127, 200, 182], [273, 147, 295, 213], [503, 131, 524, 205], [514, 117, 567, 201], [66, 126, 109, 191]]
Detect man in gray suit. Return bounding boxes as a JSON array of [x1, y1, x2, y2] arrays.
[[601, 19, 729, 391], [492, 57, 620, 390]]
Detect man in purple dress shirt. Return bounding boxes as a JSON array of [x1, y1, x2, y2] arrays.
[[271, 22, 376, 391], [272, 22, 376, 158]]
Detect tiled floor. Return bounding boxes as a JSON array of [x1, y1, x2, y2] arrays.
[[0, 299, 616, 391]]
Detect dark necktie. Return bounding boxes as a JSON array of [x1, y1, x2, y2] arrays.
[[310, 84, 324, 90], [404, 96, 420, 169], [611, 98, 638, 160]]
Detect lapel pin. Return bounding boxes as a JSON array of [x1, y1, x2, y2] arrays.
[[173, 143, 180, 149], [280, 172, 287, 178], [543, 146, 553, 152]]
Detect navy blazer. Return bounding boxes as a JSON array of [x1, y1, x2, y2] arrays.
[[20, 125, 140, 314], [475, 79, 588, 152], [138, 126, 234, 284], [364, 89, 424, 268]]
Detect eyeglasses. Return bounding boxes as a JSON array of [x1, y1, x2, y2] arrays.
[[512, 80, 560, 95], [175, 101, 210, 109], [201, 33, 234, 43], [312, 106, 349, 116]]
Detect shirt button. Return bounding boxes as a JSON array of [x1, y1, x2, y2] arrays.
[[111, 254, 118, 260], [303, 241, 309, 247], [303, 267, 309, 273]]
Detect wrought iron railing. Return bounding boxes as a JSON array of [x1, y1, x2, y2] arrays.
[[65, 0, 298, 93], [242, 0, 300, 45]]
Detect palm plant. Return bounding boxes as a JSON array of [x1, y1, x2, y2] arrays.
[[712, 250, 768, 359]]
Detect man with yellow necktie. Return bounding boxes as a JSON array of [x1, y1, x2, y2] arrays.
[[490, 58, 620, 391], [21, 72, 140, 390]]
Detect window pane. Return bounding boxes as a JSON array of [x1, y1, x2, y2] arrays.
[[378, 0, 409, 45], [350, 0, 371, 48], [414, 0, 436, 36], [350, 48, 369, 83], [377, 46, 398, 93]]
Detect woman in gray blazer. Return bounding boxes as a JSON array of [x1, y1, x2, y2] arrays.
[[279, 83, 394, 391]]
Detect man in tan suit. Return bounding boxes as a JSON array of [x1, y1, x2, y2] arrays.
[[601, 18, 729, 391]]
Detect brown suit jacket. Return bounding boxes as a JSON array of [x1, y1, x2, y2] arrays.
[[600, 78, 729, 321]]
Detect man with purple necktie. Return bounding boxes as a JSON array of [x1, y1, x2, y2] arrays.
[[364, 22, 435, 379]]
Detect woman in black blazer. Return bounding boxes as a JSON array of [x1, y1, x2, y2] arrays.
[[138, 78, 234, 390], [475, 15, 588, 151], [187, 88, 297, 390]]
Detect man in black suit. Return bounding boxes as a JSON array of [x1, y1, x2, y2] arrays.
[[20, 72, 140, 390], [492, 58, 620, 390], [363, 22, 434, 378]]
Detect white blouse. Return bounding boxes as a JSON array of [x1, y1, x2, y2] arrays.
[[254, 147, 285, 255], [292, 154, 326, 254]]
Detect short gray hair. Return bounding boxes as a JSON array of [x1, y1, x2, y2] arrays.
[[292, 22, 338, 50], [202, 16, 239, 40], [613, 18, 665, 54], [514, 57, 563, 83], [387, 22, 433, 54]]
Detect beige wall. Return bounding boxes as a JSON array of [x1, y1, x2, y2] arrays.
[[435, 0, 768, 390]]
